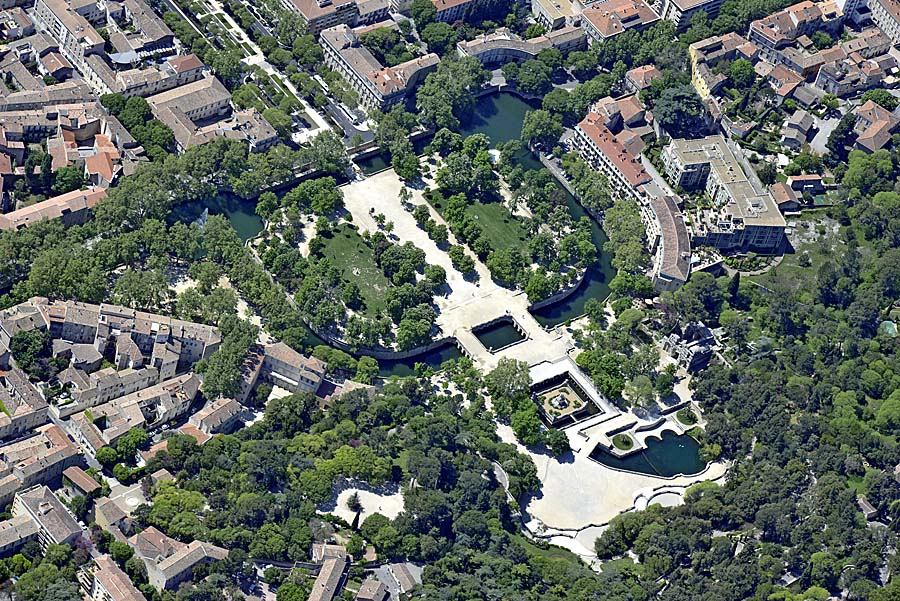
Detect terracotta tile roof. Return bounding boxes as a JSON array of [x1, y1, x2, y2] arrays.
[[85, 152, 116, 182], [577, 112, 651, 187], [91, 555, 147, 601], [289, 0, 354, 21], [626, 64, 661, 89], [177, 424, 211, 444], [63, 466, 100, 494], [431, 0, 472, 12], [166, 54, 203, 73], [40, 52, 71, 74], [582, 0, 659, 38], [0, 187, 106, 231], [769, 181, 798, 206]]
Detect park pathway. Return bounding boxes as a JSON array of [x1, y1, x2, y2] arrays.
[[200, 0, 330, 141]]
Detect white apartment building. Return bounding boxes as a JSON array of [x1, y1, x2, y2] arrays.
[[320, 24, 438, 111], [871, 0, 900, 43], [572, 111, 651, 200], [33, 0, 104, 72], [658, 0, 724, 31], [663, 135, 786, 251]]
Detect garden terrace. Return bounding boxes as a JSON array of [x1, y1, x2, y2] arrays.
[[531, 371, 600, 427]]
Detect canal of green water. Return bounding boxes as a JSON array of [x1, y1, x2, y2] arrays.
[[590, 430, 708, 477], [473, 319, 525, 351], [176, 193, 264, 243]]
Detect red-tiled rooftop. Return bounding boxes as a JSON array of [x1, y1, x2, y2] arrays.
[[167, 54, 203, 73], [577, 112, 651, 188], [432, 0, 473, 11], [582, 0, 659, 38], [626, 64, 661, 88], [63, 466, 101, 494], [85, 152, 116, 182], [0, 187, 107, 231], [290, 0, 354, 19]]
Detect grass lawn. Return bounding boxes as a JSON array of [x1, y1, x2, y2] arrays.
[[430, 196, 530, 254], [846, 469, 879, 495], [321, 223, 391, 317], [512, 533, 587, 566], [612, 434, 634, 451], [846, 475, 865, 494], [677, 408, 698, 425]]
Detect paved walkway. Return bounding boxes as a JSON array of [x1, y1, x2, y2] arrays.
[[497, 419, 727, 532], [340, 168, 573, 371]]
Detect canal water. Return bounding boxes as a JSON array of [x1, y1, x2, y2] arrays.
[[357, 137, 431, 174], [473, 320, 525, 351], [176, 193, 264, 243], [589, 431, 708, 477], [458, 93, 614, 327], [374, 342, 463, 378]]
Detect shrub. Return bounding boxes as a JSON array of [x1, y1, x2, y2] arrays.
[[612, 434, 633, 450], [677, 408, 698, 425]]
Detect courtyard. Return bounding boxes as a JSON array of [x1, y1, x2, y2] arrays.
[[537, 381, 588, 423]]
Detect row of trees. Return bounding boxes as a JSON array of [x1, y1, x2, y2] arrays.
[[0, 133, 348, 317]]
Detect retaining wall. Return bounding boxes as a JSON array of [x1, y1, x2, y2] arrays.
[[528, 268, 589, 312], [300, 314, 464, 360]]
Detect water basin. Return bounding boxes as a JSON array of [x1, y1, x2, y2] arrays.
[[473, 318, 525, 351], [590, 430, 708, 477], [376, 342, 464, 378]]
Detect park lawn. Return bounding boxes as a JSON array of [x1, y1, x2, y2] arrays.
[[468, 200, 529, 252], [846, 475, 865, 494], [846, 468, 882, 495], [430, 195, 530, 254], [321, 223, 391, 316], [512, 533, 586, 566], [749, 250, 820, 292]]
